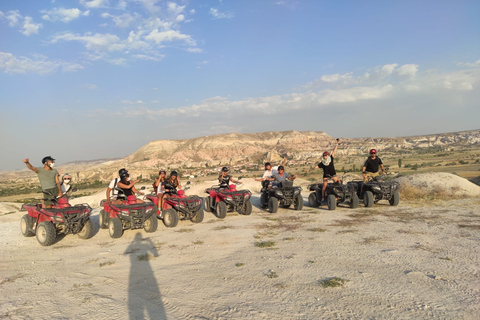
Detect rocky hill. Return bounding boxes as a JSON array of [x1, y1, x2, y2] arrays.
[[3, 129, 480, 184]]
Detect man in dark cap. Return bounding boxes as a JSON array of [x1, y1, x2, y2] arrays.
[[23, 156, 61, 208]]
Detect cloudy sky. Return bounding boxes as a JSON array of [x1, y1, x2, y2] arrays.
[[1, 0, 479, 170]]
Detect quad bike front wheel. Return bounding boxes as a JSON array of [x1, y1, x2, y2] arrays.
[[327, 194, 337, 211], [260, 193, 268, 209], [350, 193, 359, 209], [36, 222, 57, 246], [204, 196, 214, 213], [191, 207, 204, 223], [78, 218, 94, 239], [294, 194, 304, 211], [308, 193, 320, 208], [99, 210, 108, 229], [268, 197, 278, 214], [108, 218, 123, 238], [243, 199, 253, 215], [363, 191, 374, 207], [21, 214, 35, 237], [389, 191, 400, 206], [215, 201, 227, 219], [144, 214, 158, 233], [162, 208, 179, 228]]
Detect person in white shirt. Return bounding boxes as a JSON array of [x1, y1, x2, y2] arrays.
[[106, 168, 128, 203], [60, 173, 73, 197]]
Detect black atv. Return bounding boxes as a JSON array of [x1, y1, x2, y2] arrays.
[[308, 180, 359, 211], [354, 176, 400, 207], [260, 180, 303, 214]]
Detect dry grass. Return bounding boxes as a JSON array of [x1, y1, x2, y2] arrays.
[[319, 277, 347, 288], [255, 241, 276, 248], [0, 274, 25, 286], [176, 228, 194, 233], [307, 227, 327, 232], [399, 183, 468, 201], [458, 224, 480, 229], [137, 253, 157, 261], [212, 225, 235, 231], [99, 260, 116, 267], [362, 237, 384, 245]]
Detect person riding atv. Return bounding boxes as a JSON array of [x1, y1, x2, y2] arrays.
[[308, 138, 340, 203], [116, 171, 144, 204], [362, 149, 386, 182], [162, 171, 182, 204], [218, 167, 239, 189], [23, 156, 62, 208]]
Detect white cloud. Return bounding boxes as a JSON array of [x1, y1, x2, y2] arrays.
[[1, 11, 42, 36], [41, 8, 89, 23], [83, 83, 98, 90], [121, 99, 144, 104], [111, 63, 480, 121], [80, 0, 109, 8], [145, 29, 194, 45], [187, 47, 203, 53], [209, 8, 234, 19], [51, 32, 124, 52], [0, 52, 83, 75], [0, 10, 22, 27], [22, 17, 42, 35], [456, 59, 480, 68], [396, 64, 418, 77]]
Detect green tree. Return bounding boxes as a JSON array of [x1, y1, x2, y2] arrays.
[[398, 158, 402, 168]]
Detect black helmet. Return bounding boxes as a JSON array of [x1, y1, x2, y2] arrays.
[[42, 156, 55, 164], [120, 172, 129, 180], [278, 165, 285, 171], [170, 171, 178, 177], [221, 167, 229, 172], [264, 162, 271, 169], [118, 168, 128, 175]]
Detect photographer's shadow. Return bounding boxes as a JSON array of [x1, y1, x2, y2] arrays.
[[125, 232, 167, 320]]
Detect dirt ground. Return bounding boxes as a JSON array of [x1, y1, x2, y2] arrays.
[[1, 177, 479, 319]]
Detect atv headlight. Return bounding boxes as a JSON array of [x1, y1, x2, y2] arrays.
[[54, 215, 64, 222], [275, 190, 283, 197], [243, 193, 251, 200], [372, 186, 382, 192], [294, 189, 301, 195]]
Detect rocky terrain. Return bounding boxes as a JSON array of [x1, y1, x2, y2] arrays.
[[2, 129, 480, 185]]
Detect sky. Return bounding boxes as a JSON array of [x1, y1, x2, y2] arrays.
[[1, 0, 479, 171]]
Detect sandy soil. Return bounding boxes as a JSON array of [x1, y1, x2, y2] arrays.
[[1, 175, 479, 319]]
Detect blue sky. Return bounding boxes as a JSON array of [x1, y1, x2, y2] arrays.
[[1, 0, 479, 171]]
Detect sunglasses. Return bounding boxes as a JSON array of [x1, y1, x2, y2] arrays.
[[64, 178, 71, 180]]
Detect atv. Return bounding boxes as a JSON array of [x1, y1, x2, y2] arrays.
[[145, 182, 203, 228], [308, 173, 359, 210], [260, 180, 303, 214], [99, 187, 158, 238], [354, 175, 400, 207], [20, 189, 94, 246], [204, 178, 252, 218]]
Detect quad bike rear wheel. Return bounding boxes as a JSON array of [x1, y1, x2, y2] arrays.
[[243, 199, 252, 215], [350, 193, 359, 209], [99, 210, 108, 229], [363, 191, 374, 207], [108, 218, 123, 238], [308, 193, 320, 208], [260, 193, 268, 209], [21, 214, 35, 237], [268, 197, 278, 214], [389, 191, 400, 206], [204, 196, 214, 213], [327, 194, 337, 211], [294, 194, 304, 210], [162, 208, 179, 228], [78, 218, 94, 239], [215, 202, 227, 219], [144, 214, 158, 233], [191, 207, 204, 223], [36, 222, 57, 246]]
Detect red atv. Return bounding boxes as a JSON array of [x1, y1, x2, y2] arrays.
[[20, 189, 94, 246], [99, 187, 158, 238], [204, 179, 252, 219], [145, 182, 204, 228]]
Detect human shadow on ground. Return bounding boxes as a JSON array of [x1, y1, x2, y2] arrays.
[[125, 232, 167, 320]]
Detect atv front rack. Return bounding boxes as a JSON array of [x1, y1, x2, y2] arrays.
[[107, 202, 157, 229]]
